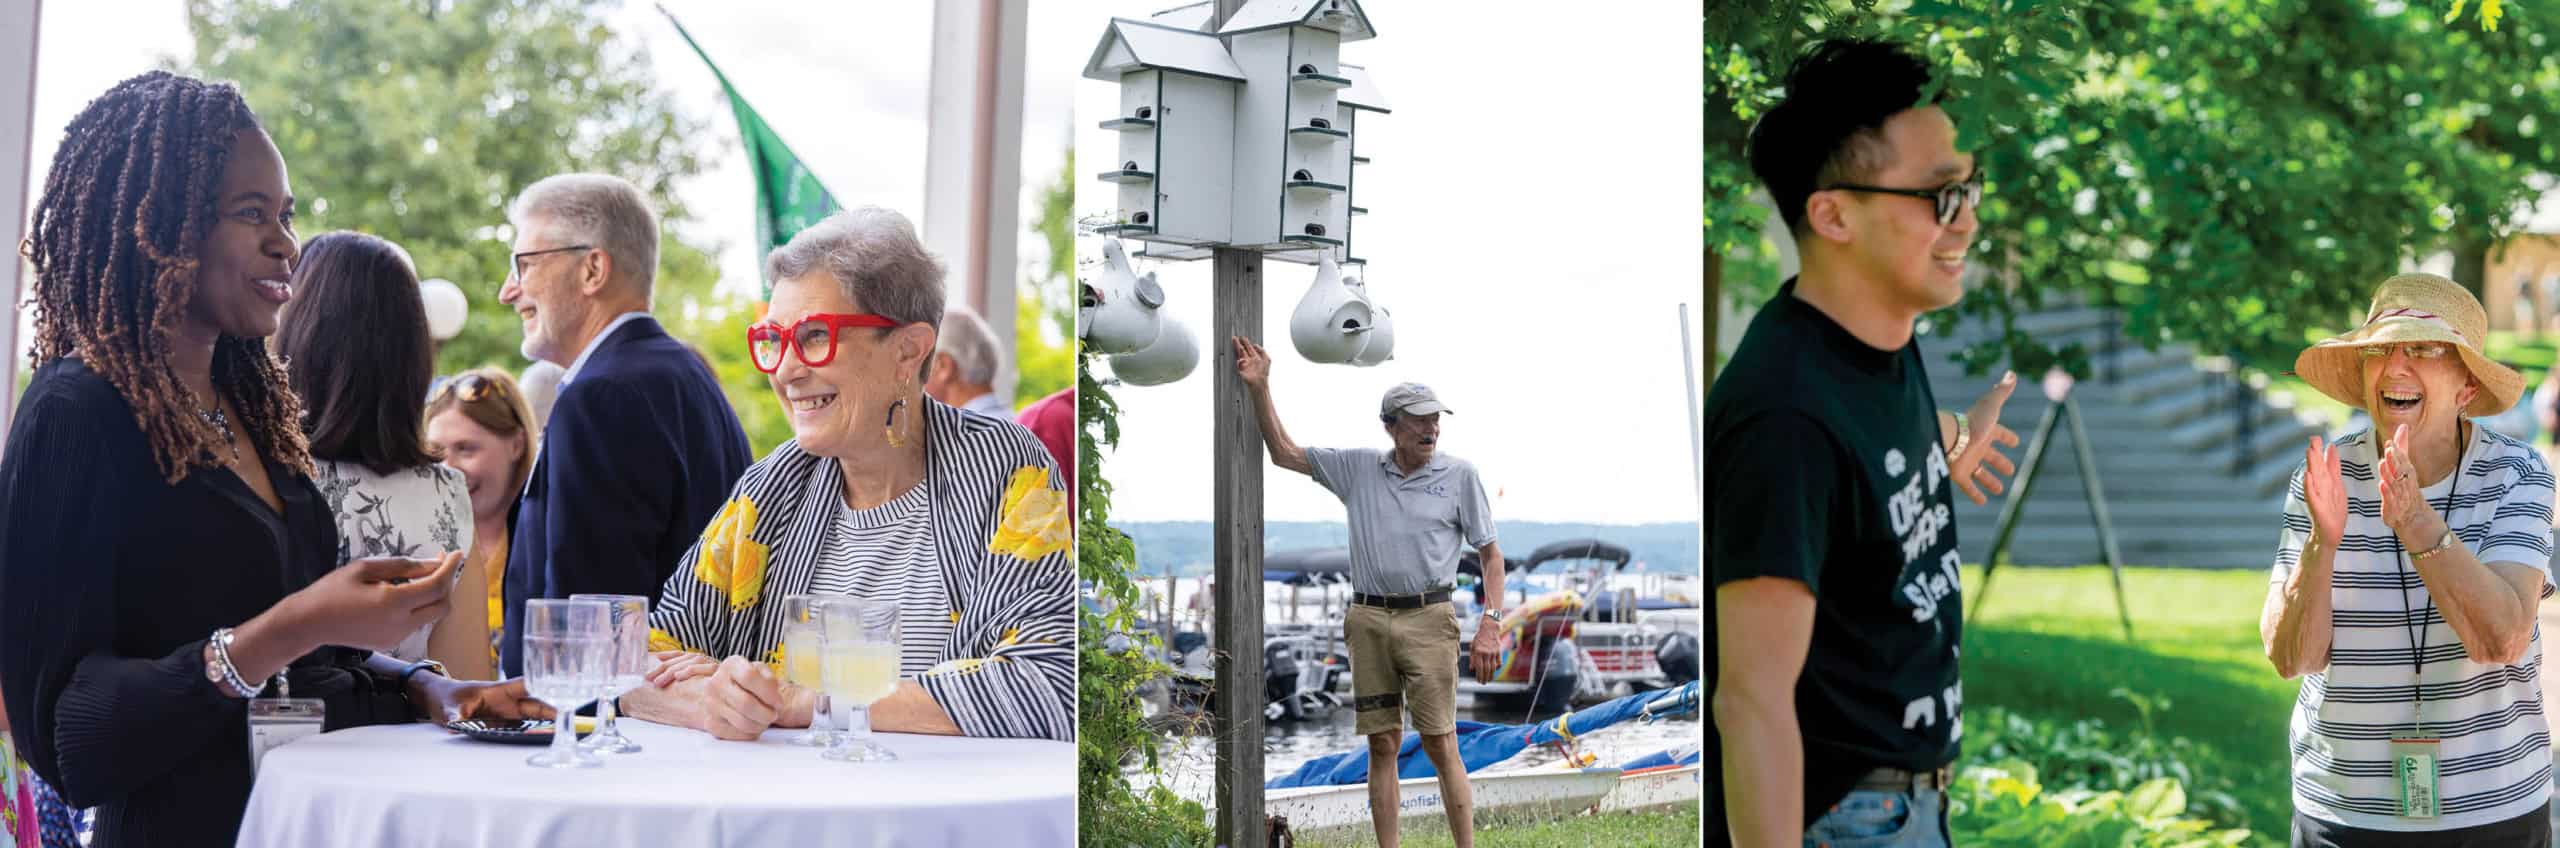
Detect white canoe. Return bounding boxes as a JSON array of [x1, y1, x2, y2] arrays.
[[1598, 763, 1702, 812], [1261, 767, 1624, 835]]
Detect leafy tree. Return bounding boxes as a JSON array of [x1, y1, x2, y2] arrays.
[[1017, 150, 1077, 408], [186, 0, 723, 378], [1709, 0, 2560, 380]]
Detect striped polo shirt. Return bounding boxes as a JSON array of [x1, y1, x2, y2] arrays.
[[2273, 424, 2556, 831]]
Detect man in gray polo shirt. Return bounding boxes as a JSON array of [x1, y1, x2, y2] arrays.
[[1233, 336, 1507, 848]]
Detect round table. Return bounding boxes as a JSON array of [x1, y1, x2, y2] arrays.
[[236, 718, 1073, 846]]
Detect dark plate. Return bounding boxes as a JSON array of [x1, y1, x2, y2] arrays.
[[447, 719, 559, 745]]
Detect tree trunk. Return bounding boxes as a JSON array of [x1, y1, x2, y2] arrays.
[[2454, 232, 2492, 303]]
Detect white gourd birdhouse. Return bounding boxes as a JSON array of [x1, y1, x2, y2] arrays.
[[1289, 251, 1376, 364], [1348, 285, 1393, 367], [1111, 313, 1202, 386], [1080, 240, 1168, 355], [1084, 18, 1246, 248]]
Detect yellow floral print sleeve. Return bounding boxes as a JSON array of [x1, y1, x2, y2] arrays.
[[988, 466, 1070, 562], [694, 496, 771, 611]]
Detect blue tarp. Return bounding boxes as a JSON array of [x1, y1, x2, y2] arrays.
[[1265, 683, 1698, 789], [1620, 745, 1703, 771]]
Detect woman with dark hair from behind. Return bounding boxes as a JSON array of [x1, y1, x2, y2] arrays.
[[274, 231, 476, 670]]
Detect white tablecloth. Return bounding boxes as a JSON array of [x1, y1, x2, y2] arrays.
[[236, 718, 1073, 847]]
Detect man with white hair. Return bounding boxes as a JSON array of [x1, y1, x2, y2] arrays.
[[925, 307, 1009, 417], [494, 173, 752, 677]]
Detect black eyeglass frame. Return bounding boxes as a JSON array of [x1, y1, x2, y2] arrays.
[[1822, 172, 1986, 227]]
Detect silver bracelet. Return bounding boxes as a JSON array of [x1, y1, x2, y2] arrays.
[[209, 627, 258, 699], [1948, 411, 1971, 456]]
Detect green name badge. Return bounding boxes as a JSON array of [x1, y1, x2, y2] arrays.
[[2391, 736, 2441, 820]]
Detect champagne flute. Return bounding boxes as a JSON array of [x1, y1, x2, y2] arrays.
[[818, 597, 901, 762], [522, 598, 609, 768], [781, 593, 841, 747], [569, 594, 649, 754]]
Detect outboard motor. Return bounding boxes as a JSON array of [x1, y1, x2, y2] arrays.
[[1655, 630, 1699, 687]]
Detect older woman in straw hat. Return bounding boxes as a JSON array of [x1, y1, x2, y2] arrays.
[[2260, 273, 2556, 845]]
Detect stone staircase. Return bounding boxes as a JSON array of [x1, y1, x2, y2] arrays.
[[1922, 303, 2330, 570]]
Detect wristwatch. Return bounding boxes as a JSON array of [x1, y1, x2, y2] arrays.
[[2412, 528, 2462, 562], [1480, 608, 1503, 623], [398, 658, 449, 690]]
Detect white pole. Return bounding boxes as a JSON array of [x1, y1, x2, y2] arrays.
[[923, 0, 1027, 406], [0, 0, 41, 447], [1681, 303, 1702, 505]]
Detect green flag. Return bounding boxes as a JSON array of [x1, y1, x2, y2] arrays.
[[662, 7, 841, 298]]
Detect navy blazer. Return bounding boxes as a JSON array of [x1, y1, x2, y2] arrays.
[[499, 316, 750, 676]]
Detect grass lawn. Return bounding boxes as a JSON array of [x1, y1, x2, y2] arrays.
[[1963, 564, 2297, 841], [1297, 807, 1699, 848]]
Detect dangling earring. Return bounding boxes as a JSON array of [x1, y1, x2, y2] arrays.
[[884, 378, 912, 448]]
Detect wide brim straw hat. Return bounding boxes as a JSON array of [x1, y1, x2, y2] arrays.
[[2291, 272, 2524, 418]]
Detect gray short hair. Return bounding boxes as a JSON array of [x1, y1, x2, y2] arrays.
[[509, 174, 661, 297], [766, 207, 947, 379], [935, 308, 1002, 385]]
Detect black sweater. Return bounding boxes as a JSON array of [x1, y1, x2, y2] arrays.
[[0, 358, 412, 847]]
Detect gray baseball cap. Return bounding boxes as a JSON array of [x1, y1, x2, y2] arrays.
[[1380, 382, 1452, 417]]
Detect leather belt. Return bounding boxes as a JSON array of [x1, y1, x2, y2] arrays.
[[1854, 765, 1953, 793], [1350, 589, 1451, 609]]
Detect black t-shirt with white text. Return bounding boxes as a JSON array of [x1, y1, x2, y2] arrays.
[[1704, 278, 1965, 826]]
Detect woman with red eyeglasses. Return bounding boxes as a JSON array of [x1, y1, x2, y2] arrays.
[[622, 208, 1075, 744]]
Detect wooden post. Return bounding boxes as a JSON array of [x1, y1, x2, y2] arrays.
[[1210, 244, 1267, 848]]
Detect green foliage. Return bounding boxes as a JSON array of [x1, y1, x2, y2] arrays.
[[1963, 565, 2301, 841], [1016, 150, 1077, 409], [1951, 756, 2252, 847], [186, 0, 725, 378], [1709, 0, 2560, 379], [1966, 702, 2249, 831], [1077, 345, 1212, 846]]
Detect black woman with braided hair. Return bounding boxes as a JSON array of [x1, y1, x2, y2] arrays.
[[0, 71, 549, 846]]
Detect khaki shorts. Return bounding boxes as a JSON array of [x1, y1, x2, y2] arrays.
[[1345, 600, 1460, 737]]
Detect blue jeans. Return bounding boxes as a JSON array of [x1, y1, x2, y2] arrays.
[[1804, 788, 1951, 848]]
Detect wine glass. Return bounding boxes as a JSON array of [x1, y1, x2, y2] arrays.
[[522, 598, 609, 768], [569, 594, 649, 754], [818, 597, 901, 762], [780, 593, 842, 747]]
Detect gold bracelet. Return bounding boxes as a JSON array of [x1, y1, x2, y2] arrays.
[[2412, 528, 2461, 562]]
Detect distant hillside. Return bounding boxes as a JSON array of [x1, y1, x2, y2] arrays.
[[1112, 521, 1699, 577]]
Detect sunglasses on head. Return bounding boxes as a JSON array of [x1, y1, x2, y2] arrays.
[[746, 313, 903, 373], [440, 373, 505, 404], [1822, 171, 1986, 227], [434, 374, 526, 429]]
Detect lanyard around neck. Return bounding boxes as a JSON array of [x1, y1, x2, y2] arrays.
[[2395, 424, 2471, 731]]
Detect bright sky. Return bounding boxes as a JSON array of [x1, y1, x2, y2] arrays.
[[19, 0, 1081, 322], [1076, 2, 1708, 523]]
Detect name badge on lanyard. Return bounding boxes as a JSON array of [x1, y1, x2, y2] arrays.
[[2390, 734, 2441, 820], [246, 673, 324, 778]]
